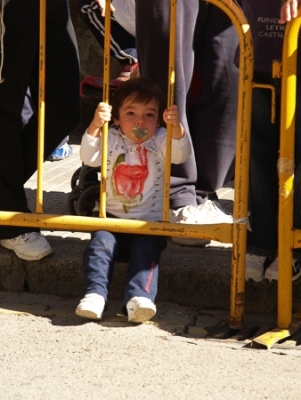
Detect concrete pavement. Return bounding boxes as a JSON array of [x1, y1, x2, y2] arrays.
[[3, 290, 301, 400]]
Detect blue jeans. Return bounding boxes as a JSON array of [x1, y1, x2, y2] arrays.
[[83, 231, 167, 313], [247, 72, 301, 257]]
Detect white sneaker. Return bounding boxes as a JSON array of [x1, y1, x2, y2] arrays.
[[265, 258, 301, 282], [0, 232, 53, 261], [75, 293, 105, 320], [245, 254, 266, 282], [169, 201, 232, 247], [170, 205, 210, 246], [126, 296, 156, 323], [196, 200, 233, 224]]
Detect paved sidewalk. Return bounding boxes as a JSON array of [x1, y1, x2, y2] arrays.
[[2, 290, 301, 399]]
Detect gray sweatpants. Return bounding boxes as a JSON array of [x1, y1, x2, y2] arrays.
[[135, 0, 239, 208]]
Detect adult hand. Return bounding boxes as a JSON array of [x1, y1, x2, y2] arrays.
[[279, 0, 301, 24], [95, 0, 115, 17]]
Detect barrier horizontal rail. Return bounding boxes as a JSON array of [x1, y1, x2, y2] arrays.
[[0, 212, 233, 243]]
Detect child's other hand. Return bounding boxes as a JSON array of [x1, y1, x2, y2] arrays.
[[163, 105, 181, 127], [94, 102, 112, 127], [163, 105, 184, 139], [87, 102, 112, 137]]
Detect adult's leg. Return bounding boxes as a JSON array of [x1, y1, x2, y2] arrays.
[[21, 0, 80, 179], [0, 0, 40, 239], [79, 0, 137, 64], [247, 73, 280, 256], [0, 0, 80, 239], [122, 234, 167, 312], [135, 0, 200, 209], [189, 4, 239, 197]]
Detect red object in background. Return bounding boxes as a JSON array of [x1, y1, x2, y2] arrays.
[[81, 64, 201, 104], [80, 75, 124, 97]]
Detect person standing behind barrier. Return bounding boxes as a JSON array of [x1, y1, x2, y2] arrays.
[[79, 0, 138, 81], [0, 0, 81, 260], [135, 0, 237, 246], [241, 0, 301, 282], [75, 77, 192, 322]]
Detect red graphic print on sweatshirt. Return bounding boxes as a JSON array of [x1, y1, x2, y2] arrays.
[[111, 144, 149, 212]]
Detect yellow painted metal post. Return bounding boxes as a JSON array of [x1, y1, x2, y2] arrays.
[[228, 11, 253, 330], [163, 0, 176, 222], [36, 0, 46, 213], [99, 0, 112, 218], [278, 12, 301, 328], [207, 0, 254, 329]]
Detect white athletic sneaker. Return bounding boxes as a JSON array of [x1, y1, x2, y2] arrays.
[[0, 232, 53, 261], [75, 293, 105, 320], [126, 296, 156, 323], [196, 201, 233, 224], [169, 201, 232, 247], [245, 254, 266, 282], [265, 258, 301, 282]]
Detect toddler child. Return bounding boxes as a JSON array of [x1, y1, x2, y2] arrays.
[[75, 77, 192, 323]]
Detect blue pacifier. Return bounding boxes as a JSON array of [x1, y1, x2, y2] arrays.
[[131, 126, 148, 139]]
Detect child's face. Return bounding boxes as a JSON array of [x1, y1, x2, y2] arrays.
[[114, 96, 160, 143]]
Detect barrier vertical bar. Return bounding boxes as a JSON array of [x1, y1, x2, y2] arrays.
[[99, 0, 112, 218], [163, 0, 177, 222], [36, 0, 46, 213]]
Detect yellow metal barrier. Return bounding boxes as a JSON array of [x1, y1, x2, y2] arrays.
[[0, 0, 254, 330], [252, 9, 301, 349]]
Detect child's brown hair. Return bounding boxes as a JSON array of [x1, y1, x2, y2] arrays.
[[111, 77, 165, 125]]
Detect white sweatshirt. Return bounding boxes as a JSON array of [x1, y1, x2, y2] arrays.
[[80, 126, 191, 220]]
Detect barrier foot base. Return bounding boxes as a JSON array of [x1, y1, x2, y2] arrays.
[[252, 311, 301, 350]]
